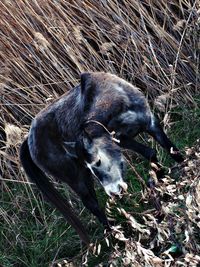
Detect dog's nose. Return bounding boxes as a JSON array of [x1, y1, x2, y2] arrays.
[[110, 182, 128, 197], [104, 181, 128, 197], [110, 184, 122, 197], [119, 181, 128, 192]]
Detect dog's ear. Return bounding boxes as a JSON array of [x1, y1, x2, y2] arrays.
[[75, 132, 93, 163], [80, 72, 92, 93], [63, 141, 77, 159], [64, 131, 93, 163]]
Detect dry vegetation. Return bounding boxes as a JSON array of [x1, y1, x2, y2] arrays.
[[0, 0, 199, 266]]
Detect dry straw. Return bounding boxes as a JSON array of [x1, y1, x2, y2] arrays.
[[0, 0, 199, 266]]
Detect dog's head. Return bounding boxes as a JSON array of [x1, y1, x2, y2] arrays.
[[64, 133, 127, 197]]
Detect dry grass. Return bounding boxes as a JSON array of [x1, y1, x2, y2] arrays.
[[0, 0, 200, 266]]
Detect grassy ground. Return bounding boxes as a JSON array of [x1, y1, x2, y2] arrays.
[[0, 1, 199, 266], [1, 105, 200, 267]]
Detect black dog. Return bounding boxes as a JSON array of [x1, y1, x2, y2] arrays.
[[20, 72, 183, 244]]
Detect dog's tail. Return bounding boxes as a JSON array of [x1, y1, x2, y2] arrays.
[[20, 138, 90, 245]]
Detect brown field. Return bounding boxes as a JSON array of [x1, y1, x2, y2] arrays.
[[0, 1, 199, 266]]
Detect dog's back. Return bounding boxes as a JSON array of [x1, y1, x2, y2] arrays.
[[29, 72, 151, 142]]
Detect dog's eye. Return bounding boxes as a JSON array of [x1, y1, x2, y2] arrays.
[[96, 159, 101, 167]]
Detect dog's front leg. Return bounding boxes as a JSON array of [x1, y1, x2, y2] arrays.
[[119, 135, 158, 162], [119, 135, 165, 180]]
